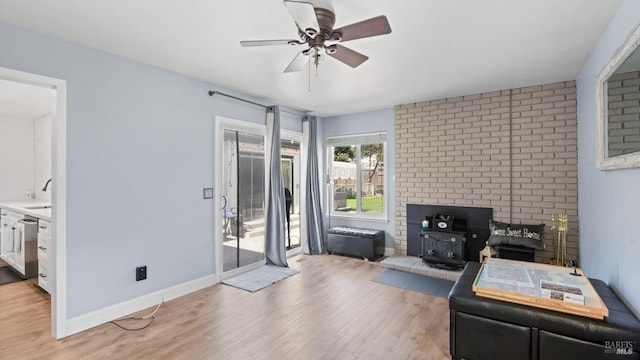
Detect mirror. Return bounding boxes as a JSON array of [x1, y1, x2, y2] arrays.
[[596, 24, 640, 170]]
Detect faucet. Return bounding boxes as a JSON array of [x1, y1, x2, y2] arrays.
[[42, 178, 52, 192]]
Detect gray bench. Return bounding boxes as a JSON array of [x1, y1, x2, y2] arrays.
[[327, 227, 385, 261]]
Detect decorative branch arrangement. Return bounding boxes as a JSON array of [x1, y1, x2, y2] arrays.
[[551, 213, 568, 266]]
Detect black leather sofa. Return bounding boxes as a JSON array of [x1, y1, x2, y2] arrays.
[[449, 262, 640, 360]]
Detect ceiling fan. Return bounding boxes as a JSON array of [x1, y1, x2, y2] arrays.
[[240, 0, 392, 73]]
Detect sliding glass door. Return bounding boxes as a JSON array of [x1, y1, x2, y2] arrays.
[[215, 118, 305, 275], [219, 125, 266, 273], [281, 136, 301, 250]]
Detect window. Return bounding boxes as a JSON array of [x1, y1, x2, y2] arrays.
[[327, 132, 386, 219]]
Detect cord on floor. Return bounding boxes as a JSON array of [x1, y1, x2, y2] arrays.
[[109, 298, 164, 331]]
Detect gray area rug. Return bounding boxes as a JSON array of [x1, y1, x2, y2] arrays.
[[222, 265, 299, 292], [374, 268, 455, 298], [223, 245, 264, 272]]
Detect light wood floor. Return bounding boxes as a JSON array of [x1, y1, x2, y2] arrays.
[[0, 255, 450, 360]]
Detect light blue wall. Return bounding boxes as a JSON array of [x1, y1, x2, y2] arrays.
[[576, 0, 640, 315], [0, 20, 301, 317], [322, 108, 395, 251]]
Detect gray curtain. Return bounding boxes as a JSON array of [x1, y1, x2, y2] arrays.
[[304, 115, 326, 254], [264, 106, 288, 267]]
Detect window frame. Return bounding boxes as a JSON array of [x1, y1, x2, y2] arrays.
[[327, 132, 387, 221]]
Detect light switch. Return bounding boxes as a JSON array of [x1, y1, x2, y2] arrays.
[[203, 188, 213, 199]]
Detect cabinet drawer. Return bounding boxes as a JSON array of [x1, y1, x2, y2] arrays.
[[38, 248, 48, 262], [39, 257, 48, 270], [38, 260, 50, 294], [38, 219, 51, 235], [38, 233, 49, 257]]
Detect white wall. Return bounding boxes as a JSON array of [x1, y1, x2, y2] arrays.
[[34, 114, 52, 201], [576, 0, 640, 316], [0, 116, 34, 200], [322, 108, 395, 252], [0, 19, 302, 321]]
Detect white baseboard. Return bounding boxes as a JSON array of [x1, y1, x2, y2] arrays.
[[65, 274, 218, 337]]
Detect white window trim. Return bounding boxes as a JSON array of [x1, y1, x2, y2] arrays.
[[327, 132, 387, 221]]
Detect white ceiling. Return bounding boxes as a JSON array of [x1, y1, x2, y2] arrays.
[[0, 0, 624, 117]]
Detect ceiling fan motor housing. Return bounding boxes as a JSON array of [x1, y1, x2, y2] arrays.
[[314, 8, 336, 39], [302, 8, 341, 52]]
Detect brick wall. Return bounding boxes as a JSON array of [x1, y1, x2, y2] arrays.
[[394, 81, 577, 264], [608, 71, 640, 157]]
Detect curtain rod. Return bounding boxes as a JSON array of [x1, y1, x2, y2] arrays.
[[208, 90, 307, 116], [208, 90, 266, 109]]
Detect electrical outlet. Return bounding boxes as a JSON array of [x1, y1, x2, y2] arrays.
[[136, 266, 147, 281], [203, 188, 213, 199]]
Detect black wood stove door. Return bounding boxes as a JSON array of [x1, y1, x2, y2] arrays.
[[421, 231, 466, 269]]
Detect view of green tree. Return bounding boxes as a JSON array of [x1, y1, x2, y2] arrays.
[[361, 143, 383, 183], [334, 146, 355, 162], [330, 139, 385, 216]]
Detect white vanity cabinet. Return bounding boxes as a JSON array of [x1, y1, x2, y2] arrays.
[[0, 208, 38, 278], [0, 209, 19, 262], [37, 219, 51, 293]]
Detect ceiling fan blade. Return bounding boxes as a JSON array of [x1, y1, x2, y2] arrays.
[[284, 50, 309, 73], [283, 0, 320, 38], [240, 40, 301, 47], [332, 15, 391, 42], [326, 44, 368, 68]]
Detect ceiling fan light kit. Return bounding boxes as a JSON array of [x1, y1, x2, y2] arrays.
[[241, 0, 391, 73]]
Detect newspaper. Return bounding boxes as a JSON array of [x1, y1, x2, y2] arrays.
[[540, 281, 584, 304]]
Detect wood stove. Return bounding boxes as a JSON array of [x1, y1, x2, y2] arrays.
[[406, 204, 493, 266]]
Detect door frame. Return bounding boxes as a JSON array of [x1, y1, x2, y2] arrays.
[[281, 129, 303, 255], [0, 66, 67, 339], [213, 116, 266, 281]]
